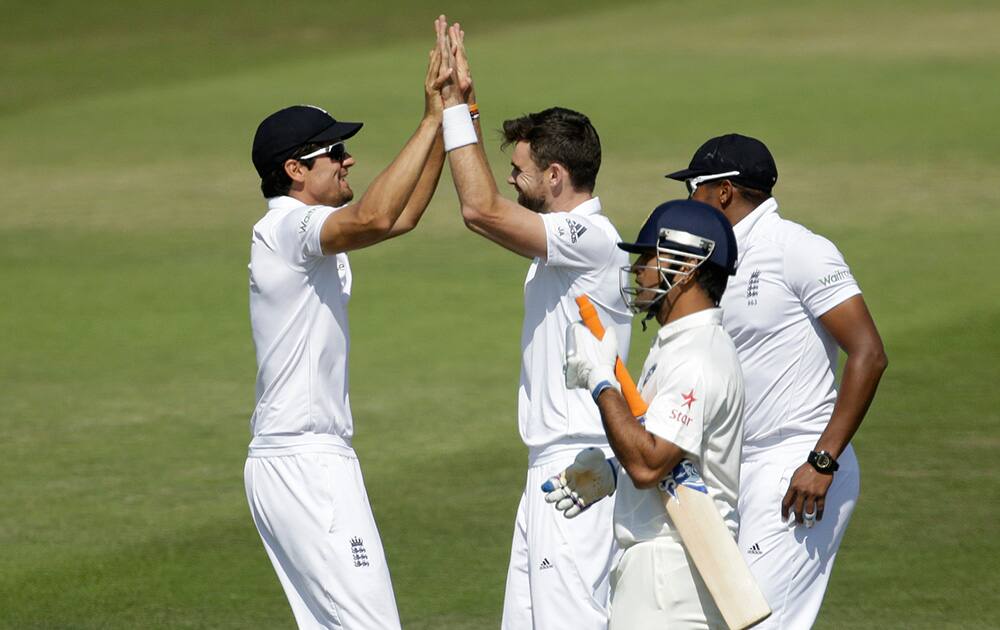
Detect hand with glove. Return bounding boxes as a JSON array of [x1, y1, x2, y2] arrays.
[[541, 447, 618, 518], [564, 322, 620, 401]]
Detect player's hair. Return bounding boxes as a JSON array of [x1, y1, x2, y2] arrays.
[[259, 142, 326, 198], [732, 183, 771, 206], [501, 107, 601, 192], [695, 263, 730, 306], [701, 180, 771, 207]]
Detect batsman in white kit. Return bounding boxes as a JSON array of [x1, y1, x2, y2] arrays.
[[434, 22, 631, 629], [671, 134, 889, 628], [548, 199, 746, 628], [243, 37, 450, 629]]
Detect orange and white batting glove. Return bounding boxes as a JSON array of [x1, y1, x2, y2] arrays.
[[564, 322, 620, 401]]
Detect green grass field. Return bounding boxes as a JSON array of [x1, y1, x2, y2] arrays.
[[2, 1, 998, 627]]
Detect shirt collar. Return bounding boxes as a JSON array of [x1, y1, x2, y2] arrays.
[[732, 197, 779, 252], [266, 195, 303, 211], [267, 195, 346, 212], [568, 196, 601, 216], [656, 308, 724, 345]]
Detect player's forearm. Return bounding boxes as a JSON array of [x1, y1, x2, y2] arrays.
[[814, 344, 888, 459], [597, 390, 681, 489], [355, 116, 441, 234], [448, 141, 504, 230], [386, 131, 445, 238]]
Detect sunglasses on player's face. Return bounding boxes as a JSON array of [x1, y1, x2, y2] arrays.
[[298, 142, 347, 162], [685, 170, 741, 196]]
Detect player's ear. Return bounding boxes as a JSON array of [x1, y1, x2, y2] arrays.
[[717, 180, 734, 208], [284, 158, 307, 183], [548, 162, 568, 186], [680, 259, 700, 286]]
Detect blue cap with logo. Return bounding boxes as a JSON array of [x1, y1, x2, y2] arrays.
[[665, 133, 777, 193], [618, 199, 738, 275], [252, 105, 363, 178]]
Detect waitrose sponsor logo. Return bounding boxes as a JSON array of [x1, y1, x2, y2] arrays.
[[818, 269, 853, 286]]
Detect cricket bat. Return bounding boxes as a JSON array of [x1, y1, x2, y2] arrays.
[[576, 295, 771, 630]]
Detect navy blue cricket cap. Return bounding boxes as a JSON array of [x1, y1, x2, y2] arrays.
[[665, 133, 777, 193], [618, 199, 738, 275], [251, 105, 363, 178]]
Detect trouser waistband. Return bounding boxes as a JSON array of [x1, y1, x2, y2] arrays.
[[248, 433, 355, 458], [528, 439, 612, 467]]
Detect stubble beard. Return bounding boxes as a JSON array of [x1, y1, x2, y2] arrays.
[[517, 189, 546, 213]]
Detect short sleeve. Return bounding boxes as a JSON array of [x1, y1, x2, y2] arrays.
[[540, 213, 614, 270], [271, 205, 337, 266], [784, 232, 861, 318], [643, 367, 705, 455]]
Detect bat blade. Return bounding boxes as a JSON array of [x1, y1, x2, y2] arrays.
[[663, 462, 771, 630]]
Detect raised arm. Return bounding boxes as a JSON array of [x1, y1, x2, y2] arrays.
[[383, 40, 452, 240], [439, 19, 547, 259], [318, 32, 449, 254], [384, 131, 445, 239]]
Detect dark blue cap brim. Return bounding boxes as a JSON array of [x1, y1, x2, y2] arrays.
[[664, 167, 708, 181], [617, 241, 656, 254], [309, 121, 363, 145]]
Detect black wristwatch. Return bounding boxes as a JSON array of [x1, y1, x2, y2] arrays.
[[807, 450, 840, 474]]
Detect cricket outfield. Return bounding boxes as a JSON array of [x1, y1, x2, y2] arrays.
[[1, 1, 997, 627]]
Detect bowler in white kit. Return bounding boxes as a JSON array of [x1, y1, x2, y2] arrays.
[[434, 23, 631, 629], [243, 38, 449, 629], [554, 199, 746, 628], [669, 134, 888, 628]]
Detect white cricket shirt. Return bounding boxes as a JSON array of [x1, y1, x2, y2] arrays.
[[248, 196, 355, 440], [614, 308, 745, 548], [720, 199, 861, 453], [520, 197, 632, 457]]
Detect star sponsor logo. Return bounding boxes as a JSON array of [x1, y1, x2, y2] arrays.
[[681, 388, 696, 410], [670, 389, 697, 426], [818, 269, 853, 287]]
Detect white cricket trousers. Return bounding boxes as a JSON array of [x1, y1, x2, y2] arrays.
[[737, 442, 860, 630], [501, 445, 617, 630], [244, 437, 401, 630], [609, 538, 725, 629]]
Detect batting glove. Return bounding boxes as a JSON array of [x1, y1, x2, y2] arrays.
[[564, 322, 620, 401], [541, 448, 618, 518]]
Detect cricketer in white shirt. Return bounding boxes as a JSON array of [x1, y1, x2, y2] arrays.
[[505, 198, 632, 630], [610, 308, 744, 628], [244, 84, 446, 629], [554, 198, 745, 628], [674, 133, 887, 629], [721, 197, 865, 628], [440, 92, 630, 629]]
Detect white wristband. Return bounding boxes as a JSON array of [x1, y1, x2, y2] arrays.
[[443, 104, 478, 152]]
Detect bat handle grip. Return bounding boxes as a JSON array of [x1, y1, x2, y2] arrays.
[[575, 295, 649, 417]]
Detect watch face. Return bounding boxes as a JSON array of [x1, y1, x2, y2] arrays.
[[816, 454, 831, 469]]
